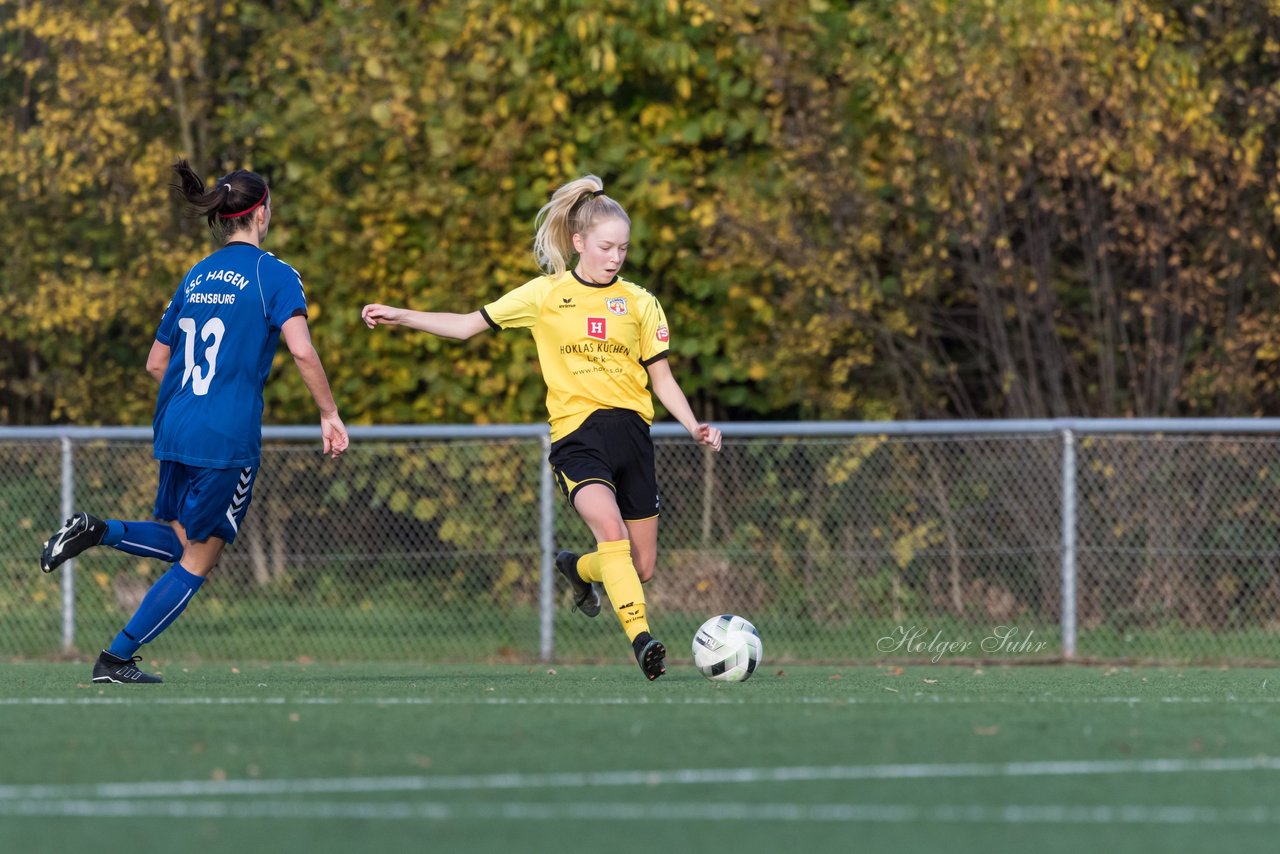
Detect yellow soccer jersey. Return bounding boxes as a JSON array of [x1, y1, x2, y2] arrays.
[[481, 270, 671, 441]]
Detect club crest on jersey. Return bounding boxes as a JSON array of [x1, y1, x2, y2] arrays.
[[586, 317, 607, 341], [605, 297, 628, 315]]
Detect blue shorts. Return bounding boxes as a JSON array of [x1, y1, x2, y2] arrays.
[[154, 461, 257, 544]]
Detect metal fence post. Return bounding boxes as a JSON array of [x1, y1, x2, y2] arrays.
[[60, 435, 76, 652], [539, 432, 554, 662], [1060, 428, 1077, 659]]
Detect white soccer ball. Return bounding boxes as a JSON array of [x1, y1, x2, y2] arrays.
[[692, 614, 763, 682]]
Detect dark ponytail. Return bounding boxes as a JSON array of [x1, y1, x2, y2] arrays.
[[170, 158, 270, 239]]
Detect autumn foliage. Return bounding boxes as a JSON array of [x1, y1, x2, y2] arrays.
[[5, 0, 1280, 426]]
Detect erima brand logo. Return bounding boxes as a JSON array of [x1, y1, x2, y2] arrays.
[[605, 297, 627, 315], [586, 317, 606, 340], [559, 297, 575, 308]]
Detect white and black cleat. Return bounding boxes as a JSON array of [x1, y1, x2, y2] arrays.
[[40, 511, 107, 573]]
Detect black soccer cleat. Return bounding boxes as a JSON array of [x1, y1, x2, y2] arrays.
[[633, 632, 667, 681], [40, 511, 107, 573], [92, 650, 163, 684], [555, 550, 601, 617]]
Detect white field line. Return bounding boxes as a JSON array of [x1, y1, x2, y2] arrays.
[[0, 694, 1276, 707], [2, 757, 1279, 802], [0, 799, 1278, 824]]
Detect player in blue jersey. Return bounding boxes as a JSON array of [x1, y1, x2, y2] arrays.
[[39, 159, 349, 683]]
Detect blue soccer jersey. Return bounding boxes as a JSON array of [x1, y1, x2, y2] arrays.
[[152, 242, 308, 468]]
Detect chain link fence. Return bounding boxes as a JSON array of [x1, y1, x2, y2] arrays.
[[4, 422, 1280, 665]]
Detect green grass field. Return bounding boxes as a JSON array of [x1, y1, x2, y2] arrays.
[[2, 662, 1279, 853]]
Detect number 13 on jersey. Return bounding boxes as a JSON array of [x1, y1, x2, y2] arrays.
[[177, 316, 224, 396]]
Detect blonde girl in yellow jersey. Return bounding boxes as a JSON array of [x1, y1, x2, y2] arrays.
[[361, 175, 722, 680]]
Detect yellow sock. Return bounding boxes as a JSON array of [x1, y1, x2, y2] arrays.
[[588, 539, 648, 641], [576, 552, 602, 582]]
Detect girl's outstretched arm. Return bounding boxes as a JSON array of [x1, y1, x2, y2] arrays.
[[361, 304, 488, 340]]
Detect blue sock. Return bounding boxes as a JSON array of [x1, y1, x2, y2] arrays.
[[107, 564, 205, 659], [102, 520, 183, 563]]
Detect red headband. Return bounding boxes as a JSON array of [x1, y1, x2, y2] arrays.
[[221, 186, 269, 219]]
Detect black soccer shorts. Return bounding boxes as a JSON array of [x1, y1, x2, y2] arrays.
[[548, 408, 660, 521]]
